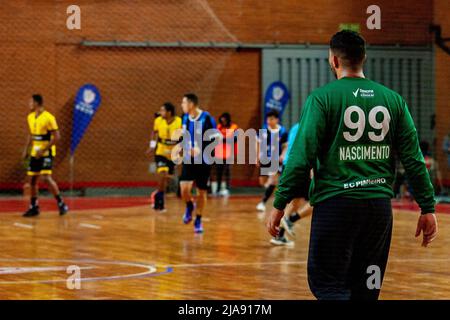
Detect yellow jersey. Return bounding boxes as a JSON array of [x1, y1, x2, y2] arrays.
[[153, 116, 182, 157], [27, 110, 59, 157]]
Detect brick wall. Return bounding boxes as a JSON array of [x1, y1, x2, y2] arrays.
[[433, 0, 450, 183], [1, 0, 445, 188]]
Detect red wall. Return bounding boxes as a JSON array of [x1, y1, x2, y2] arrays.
[[1, 0, 446, 188]]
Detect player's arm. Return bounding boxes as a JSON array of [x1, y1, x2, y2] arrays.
[[36, 130, 60, 158], [147, 117, 160, 155], [35, 115, 60, 158], [396, 102, 435, 213], [268, 96, 326, 236], [203, 115, 221, 160], [22, 134, 32, 159], [279, 132, 288, 163], [274, 96, 325, 210], [396, 100, 437, 246], [146, 129, 158, 155]]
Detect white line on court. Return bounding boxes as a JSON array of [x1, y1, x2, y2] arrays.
[[13, 222, 34, 229], [92, 215, 104, 220], [79, 223, 101, 230], [169, 258, 450, 269]]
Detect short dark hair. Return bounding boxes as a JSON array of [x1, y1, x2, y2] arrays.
[[32, 94, 43, 106], [184, 93, 199, 106], [219, 112, 231, 126], [330, 30, 366, 66], [162, 102, 176, 116], [266, 110, 280, 119]]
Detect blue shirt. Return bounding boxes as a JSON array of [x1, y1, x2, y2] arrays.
[[182, 110, 218, 164], [259, 124, 288, 159], [283, 123, 299, 165]]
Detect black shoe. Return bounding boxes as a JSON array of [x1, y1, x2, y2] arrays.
[[23, 206, 40, 217], [58, 202, 69, 216]]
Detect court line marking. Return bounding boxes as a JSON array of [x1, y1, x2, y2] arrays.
[[169, 258, 450, 269], [0, 266, 95, 275], [79, 223, 101, 230], [0, 257, 446, 285], [0, 258, 169, 285], [13, 222, 34, 229]]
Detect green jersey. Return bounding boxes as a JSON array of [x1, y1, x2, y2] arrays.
[[274, 77, 435, 213]]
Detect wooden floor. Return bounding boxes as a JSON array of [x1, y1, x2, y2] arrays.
[[0, 195, 449, 300]]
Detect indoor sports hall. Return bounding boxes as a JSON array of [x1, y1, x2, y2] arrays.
[[0, 0, 449, 300]]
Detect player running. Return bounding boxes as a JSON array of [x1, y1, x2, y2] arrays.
[[256, 110, 288, 212], [22, 94, 68, 217], [268, 30, 437, 300], [179, 93, 218, 233], [270, 122, 313, 246], [147, 102, 182, 212]]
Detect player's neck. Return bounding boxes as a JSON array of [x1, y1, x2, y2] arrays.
[[166, 115, 175, 124], [189, 108, 201, 118], [34, 107, 44, 116], [338, 69, 365, 79]]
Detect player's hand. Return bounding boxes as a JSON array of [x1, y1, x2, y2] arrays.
[[415, 213, 438, 247], [35, 149, 45, 159], [190, 147, 201, 157], [145, 147, 154, 156], [267, 208, 284, 237]]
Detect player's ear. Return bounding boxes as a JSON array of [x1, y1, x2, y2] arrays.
[[333, 55, 339, 69]]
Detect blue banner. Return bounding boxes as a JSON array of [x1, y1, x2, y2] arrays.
[[71, 84, 102, 155], [263, 81, 290, 122]]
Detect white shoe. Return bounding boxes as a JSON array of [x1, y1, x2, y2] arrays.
[[281, 216, 296, 238], [270, 236, 294, 247], [256, 202, 266, 211], [219, 189, 230, 196]]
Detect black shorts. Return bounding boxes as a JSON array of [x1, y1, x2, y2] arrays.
[[155, 155, 175, 175], [27, 155, 53, 176], [308, 197, 393, 300], [179, 163, 211, 190]]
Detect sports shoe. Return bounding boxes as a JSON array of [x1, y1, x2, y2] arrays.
[[23, 206, 40, 217], [183, 203, 194, 224], [194, 218, 204, 234], [256, 202, 266, 212], [281, 216, 296, 238], [58, 202, 69, 216], [270, 236, 294, 247]]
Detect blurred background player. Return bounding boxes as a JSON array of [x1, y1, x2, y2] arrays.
[[22, 94, 68, 217], [179, 93, 218, 233], [443, 132, 450, 169], [147, 102, 182, 211], [256, 110, 288, 212], [420, 141, 444, 195], [213, 112, 238, 196], [270, 121, 313, 246]]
